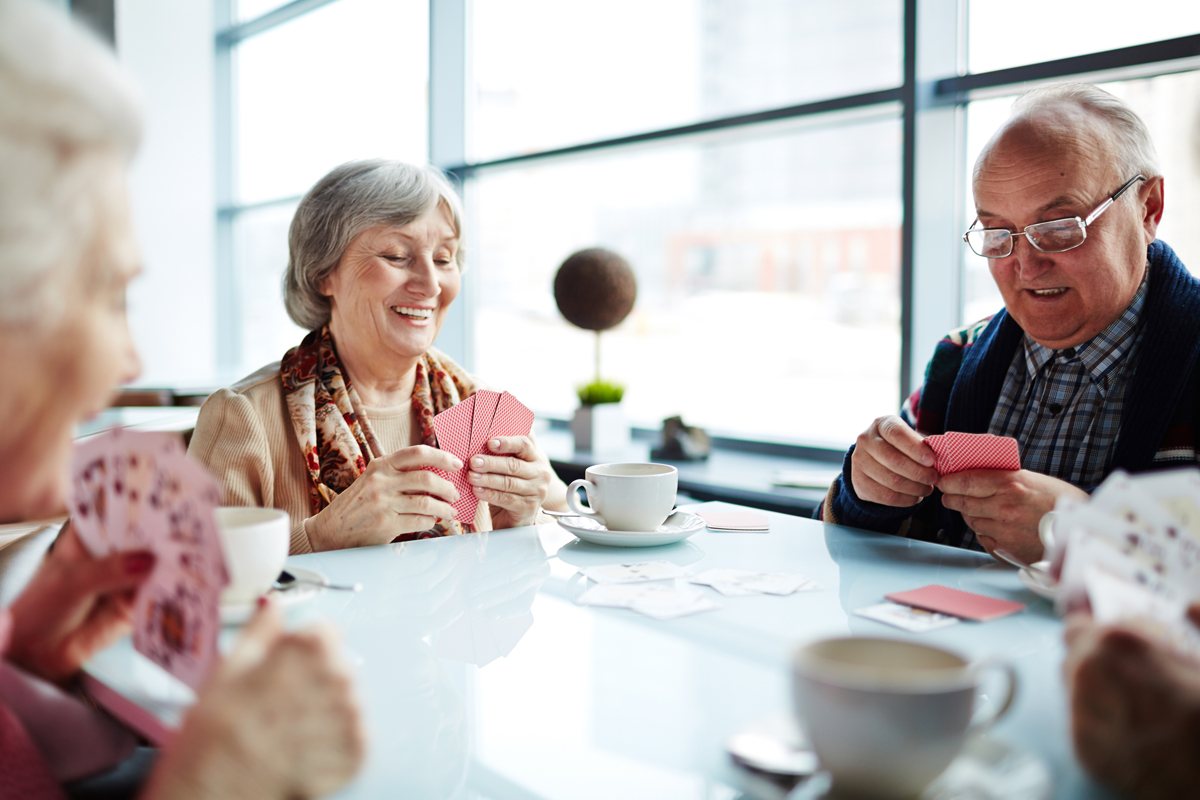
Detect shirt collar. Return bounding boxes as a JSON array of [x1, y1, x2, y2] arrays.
[[1021, 269, 1149, 388]]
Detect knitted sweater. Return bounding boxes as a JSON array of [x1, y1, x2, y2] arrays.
[[821, 240, 1200, 548]]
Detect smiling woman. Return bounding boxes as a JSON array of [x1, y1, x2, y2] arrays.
[[189, 160, 566, 554]]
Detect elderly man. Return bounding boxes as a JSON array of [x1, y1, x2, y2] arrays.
[[821, 82, 1200, 564]]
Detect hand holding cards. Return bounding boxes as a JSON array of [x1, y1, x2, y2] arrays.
[[432, 390, 534, 523], [924, 432, 1021, 477], [1051, 469, 1200, 656], [71, 429, 229, 689]]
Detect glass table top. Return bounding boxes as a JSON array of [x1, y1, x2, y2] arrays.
[[85, 503, 1115, 799]]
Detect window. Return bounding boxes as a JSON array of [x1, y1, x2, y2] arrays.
[[210, 0, 1200, 448], [219, 0, 428, 378]]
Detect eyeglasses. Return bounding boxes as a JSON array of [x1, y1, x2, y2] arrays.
[[962, 174, 1145, 258]]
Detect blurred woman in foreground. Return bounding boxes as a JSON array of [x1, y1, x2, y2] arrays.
[[0, 1, 363, 796]]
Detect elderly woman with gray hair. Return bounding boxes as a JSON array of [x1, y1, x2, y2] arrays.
[[189, 160, 566, 554], [0, 1, 362, 796]]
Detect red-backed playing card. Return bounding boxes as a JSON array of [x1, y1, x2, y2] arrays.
[[924, 432, 1020, 477], [469, 390, 501, 458], [490, 391, 535, 440], [433, 395, 474, 459], [885, 584, 1025, 622]]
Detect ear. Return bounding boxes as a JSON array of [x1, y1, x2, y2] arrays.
[[1139, 176, 1165, 244]]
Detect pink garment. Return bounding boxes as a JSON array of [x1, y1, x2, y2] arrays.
[[0, 609, 66, 800]]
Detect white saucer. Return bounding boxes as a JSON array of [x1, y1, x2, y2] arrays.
[[772, 735, 1051, 800], [219, 565, 327, 625], [1017, 561, 1058, 600], [555, 511, 705, 547]]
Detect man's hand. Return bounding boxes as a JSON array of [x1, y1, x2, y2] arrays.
[[938, 468, 1086, 563], [1062, 605, 1200, 798], [850, 415, 938, 507], [7, 523, 155, 683]]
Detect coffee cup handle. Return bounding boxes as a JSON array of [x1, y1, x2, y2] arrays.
[[567, 479, 604, 525], [966, 658, 1018, 733], [1038, 510, 1058, 552]]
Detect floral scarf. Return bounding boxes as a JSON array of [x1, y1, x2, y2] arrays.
[[280, 325, 476, 540]]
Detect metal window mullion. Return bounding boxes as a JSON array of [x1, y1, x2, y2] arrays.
[[214, 0, 239, 376]]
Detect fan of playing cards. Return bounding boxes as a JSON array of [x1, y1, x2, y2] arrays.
[[71, 428, 229, 690], [432, 390, 535, 523], [1051, 468, 1200, 656]]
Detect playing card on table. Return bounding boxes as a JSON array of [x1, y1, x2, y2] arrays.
[[924, 432, 1021, 477], [698, 510, 770, 532], [855, 601, 961, 632], [886, 584, 1025, 621], [690, 568, 819, 596], [577, 581, 721, 619], [580, 561, 688, 584]]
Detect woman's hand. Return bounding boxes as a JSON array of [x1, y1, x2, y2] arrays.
[[143, 599, 365, 800], [1062, 605, 1200, 797], [306, 445, 462, 551], [6, 522, 155, 684], [471, 436, 556, 530]]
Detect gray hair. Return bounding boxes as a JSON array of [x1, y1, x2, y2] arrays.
[[284, 159, 465, 331], [1009, 82, 1161, 179], [0, 0, 141, 325]]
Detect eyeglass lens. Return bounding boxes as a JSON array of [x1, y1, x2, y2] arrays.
[[966, 218, 1086, 257]]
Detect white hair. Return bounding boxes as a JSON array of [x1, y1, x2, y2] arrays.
[[1009, 82, 1161, 180], [283, 159, 465, 331], [0, 0, 141, 324]]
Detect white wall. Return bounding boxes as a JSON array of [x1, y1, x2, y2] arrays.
[[115, 0, 217, 388]]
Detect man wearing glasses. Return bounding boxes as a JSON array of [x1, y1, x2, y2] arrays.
[[820, 82, 1200, 565]]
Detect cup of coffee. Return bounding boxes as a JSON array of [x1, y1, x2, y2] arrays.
[[792, 637, 1016, 799], [215, 507, 290, 605], [566, 463, 678, 532]]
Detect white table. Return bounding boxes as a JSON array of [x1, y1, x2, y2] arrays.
[[83, 503, 1115, 799]]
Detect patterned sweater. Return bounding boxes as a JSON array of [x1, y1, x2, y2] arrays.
[[820, 240, 1200, 549]]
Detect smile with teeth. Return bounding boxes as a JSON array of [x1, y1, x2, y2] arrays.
[[392, 305, 434, 320], [1029, 287, 1068, 297]]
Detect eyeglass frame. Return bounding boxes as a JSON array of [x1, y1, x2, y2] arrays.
[[962, 173, 1146, 258]]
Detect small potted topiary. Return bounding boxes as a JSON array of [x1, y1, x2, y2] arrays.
[[554, 248, 636, 453]]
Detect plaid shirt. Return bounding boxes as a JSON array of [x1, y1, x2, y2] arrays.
[[988, 276, 1148, 490]]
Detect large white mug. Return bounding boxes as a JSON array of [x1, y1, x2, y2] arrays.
[[566, 463, 678, 532], [215, 507, 290, 605], [792, 637, 1016, 799]]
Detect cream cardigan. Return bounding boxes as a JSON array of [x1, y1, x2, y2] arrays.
[[188, 362, 498, 554]]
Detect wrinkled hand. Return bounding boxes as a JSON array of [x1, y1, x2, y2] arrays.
[[471, 436, 556, 530], [144, 599, 365, 800], [1062, 605, 1200, 798], [938, 469, 1086, 564], [6, 522, 155, 684], [307, 445, 462, 551], [850, 415, 938, 507]]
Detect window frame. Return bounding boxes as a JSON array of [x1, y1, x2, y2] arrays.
[[214, 0, 1200, 453]]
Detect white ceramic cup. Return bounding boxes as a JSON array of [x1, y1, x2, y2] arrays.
[[566, 463, 678, 532], [215, 507, 290, 605], [792, 637, 1016, 799]]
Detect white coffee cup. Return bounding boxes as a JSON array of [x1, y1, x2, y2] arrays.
[[566, 463, 678, 532], [215, 507, 290, 605], [792, 637, 1016, 799]]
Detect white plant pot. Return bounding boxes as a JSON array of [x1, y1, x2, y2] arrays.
[[571, 403, 630, 454]]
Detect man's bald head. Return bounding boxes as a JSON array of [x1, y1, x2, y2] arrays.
[[974, 83, 1159, 186]]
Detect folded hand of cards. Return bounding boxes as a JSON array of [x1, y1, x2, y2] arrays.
[[1050, 469, 1200, 656], [71, 429, 229, 690]]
